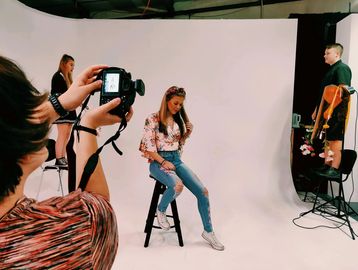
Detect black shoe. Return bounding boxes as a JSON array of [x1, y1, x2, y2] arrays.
[[55, 157, 68, 167], [315, 164, 330, 172], [309, 164, 330, 175], [316, 167, 340, 179]]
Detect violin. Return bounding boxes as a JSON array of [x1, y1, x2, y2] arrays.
[[311, 84, 348, 140], [322, 85, 342, 120]]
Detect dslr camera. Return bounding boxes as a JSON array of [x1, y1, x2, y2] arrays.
[[97, 67, 145, 117]]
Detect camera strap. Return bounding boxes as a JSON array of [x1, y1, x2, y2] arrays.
[[78, 117, 127, 190], [71, 94, 128, 190]]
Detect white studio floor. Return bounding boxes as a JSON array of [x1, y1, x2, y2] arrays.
[[25, 165, 358, 270]]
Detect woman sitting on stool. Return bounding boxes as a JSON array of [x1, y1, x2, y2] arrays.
[[139, 86, 224, 251]]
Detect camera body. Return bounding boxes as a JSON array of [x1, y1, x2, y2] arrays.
[[98, 67, 145, 117]]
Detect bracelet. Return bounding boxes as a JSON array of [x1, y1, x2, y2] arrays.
[[49, 94, 69, 117], [160, 159, 166, 166], [75, 125, 97, 136]]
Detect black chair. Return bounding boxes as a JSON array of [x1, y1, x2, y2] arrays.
[[144, 175, 184, 247], [36, 139, 67, 199], [301, 149, 358, 239]]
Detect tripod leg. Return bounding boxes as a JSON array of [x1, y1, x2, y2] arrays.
[[340, 189, 356, 240], [300, 185, 322, 217]]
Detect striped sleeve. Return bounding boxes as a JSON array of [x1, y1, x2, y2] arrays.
[[0, 189, 118, 270]]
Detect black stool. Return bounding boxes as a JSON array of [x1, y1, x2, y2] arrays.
[[36, 139, 67, 199], [144, 175, 184, 247]]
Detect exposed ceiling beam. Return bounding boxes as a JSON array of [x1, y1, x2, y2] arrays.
[[120, 0, 302, 19], [17, 0, 303, 19]]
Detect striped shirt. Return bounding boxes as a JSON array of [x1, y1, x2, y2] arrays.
[[0, 189, 118, 269]]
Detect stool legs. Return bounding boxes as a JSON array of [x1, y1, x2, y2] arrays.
[[170, 199, 184, 246], [57, 169, 64, 196], [144, 180, 184, 247], [36, 170, 46, 200], [36, 166, 66, 200], [144, 181, 162, 247]]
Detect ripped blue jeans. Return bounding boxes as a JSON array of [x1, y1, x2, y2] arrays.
[[149, 151, 213, 232]]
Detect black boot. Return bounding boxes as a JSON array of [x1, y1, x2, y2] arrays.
[[55, 157, 68, 167]]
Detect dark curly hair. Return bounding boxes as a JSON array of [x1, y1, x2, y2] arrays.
[[0, 56, 50, 201]]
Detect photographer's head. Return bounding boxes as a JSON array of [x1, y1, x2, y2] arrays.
[[0, 56, 50, 201]]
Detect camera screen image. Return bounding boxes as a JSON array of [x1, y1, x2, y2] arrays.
[[104, 73, 120, 93]]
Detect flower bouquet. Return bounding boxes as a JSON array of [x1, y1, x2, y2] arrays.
[[300, 125, 333, 160]]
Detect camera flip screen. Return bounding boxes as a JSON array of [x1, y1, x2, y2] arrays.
[[104, 73, 120, 93]]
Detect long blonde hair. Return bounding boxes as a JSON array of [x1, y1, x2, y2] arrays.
[[158, 86, 189, 136], [58, 54, 74, 87]]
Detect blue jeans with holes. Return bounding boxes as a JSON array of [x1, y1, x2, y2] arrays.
[[149, 151, 213, 232]]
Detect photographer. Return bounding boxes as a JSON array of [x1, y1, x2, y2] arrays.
[[0, 56, 127, 269]]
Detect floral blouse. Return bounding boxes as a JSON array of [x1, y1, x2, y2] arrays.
[[139, 112, 182, 161]]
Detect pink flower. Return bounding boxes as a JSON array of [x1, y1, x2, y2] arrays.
[[300, 142, 315, 156], [307, 145, 314, 151], [318, 150, 334, 161]]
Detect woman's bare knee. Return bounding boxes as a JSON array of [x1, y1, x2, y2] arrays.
[[175, 182, 184, 193]]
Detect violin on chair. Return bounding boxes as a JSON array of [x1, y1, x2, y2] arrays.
[[311, 85, 350, 141]]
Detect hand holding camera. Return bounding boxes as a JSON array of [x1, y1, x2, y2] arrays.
[[97, 67, 145, 117], [60, 64, 110, 112], [81, 98, 123, 130]]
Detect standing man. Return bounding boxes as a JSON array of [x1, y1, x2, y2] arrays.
[[312, 43, 352, 178]]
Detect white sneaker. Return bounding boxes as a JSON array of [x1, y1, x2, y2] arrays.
[[156, 209, 170, 231], [202, 231, 225, 251]]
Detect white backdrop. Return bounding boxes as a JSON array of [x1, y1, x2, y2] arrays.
[[7, 1, 355, 270], [337, 14, 358, 201], [0, 0, 298, 205]]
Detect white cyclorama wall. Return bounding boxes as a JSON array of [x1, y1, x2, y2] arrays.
[[0, 1, 309, 267], [337, 14, 358, 202], [1, 0, 299, 207]]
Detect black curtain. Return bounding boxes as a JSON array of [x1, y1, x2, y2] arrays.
[[289, 12, 349, 192], [290, 12, 349, 123]]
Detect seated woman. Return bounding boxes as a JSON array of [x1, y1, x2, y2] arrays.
[[139, 86, 224, 251], [0, 56, 131, 268]]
